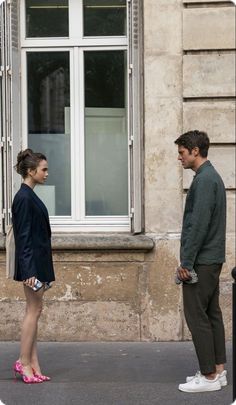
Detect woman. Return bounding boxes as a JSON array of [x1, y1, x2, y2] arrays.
[[12, 149, 55, 384]]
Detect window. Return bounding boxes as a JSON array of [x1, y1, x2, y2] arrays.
[[83, 0, 127, 37], [25, 0, 69, 38], [20, 0, 132, 232]]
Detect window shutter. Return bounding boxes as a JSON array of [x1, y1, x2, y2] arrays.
[[10, 0, 21, 199], [0, 0, 20, 233], [128, 0, 143, 234]]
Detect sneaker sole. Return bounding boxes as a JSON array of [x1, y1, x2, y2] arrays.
[[178, 384, 221, 393]]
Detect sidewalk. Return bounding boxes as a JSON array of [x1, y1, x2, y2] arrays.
[[0, 341, 232, 405]]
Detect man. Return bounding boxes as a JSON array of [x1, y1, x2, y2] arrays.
[[175, 130, 227, 393]]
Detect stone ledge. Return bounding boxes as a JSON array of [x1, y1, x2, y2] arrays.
[[0, 233, 154, 252]]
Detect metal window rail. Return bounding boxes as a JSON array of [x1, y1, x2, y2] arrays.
[[0, 0, 12, 232]]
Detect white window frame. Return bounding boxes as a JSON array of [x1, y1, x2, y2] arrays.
[[19, 0, 132, 232]]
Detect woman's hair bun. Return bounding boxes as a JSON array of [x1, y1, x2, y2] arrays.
[[16, 149, 34, 165], [15, 149, 47, 178]]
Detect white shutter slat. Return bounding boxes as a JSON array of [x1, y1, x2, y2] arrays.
[[0, 0, 20, 233]]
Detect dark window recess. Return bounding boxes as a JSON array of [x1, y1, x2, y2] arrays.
[[26, 0, 69, 38], [83, 0, 126, 37]]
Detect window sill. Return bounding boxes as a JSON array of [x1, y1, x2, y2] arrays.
[[51, 233, 154, 251], [0, 233, 154, 252]]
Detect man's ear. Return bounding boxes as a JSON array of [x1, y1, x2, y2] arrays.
[[192, 147, 200, 156]]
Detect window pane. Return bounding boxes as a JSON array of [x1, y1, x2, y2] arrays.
[[27, 52, 71, 216], [26, 0, 69, 37], [84, 51, 128, 216], [83, 0, 126, 37]]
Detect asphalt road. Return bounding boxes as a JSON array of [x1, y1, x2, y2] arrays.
[[0, 341, 232, 405]]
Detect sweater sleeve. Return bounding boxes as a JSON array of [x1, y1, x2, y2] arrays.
[[181, 176, 216, 271], [13, 196, 37, 279]]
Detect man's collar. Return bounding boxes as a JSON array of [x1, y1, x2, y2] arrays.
[[196, 160, 211, 175]]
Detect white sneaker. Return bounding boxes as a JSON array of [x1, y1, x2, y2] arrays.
[[186, 370, 227, 387], [231, 401, 236, 405], [179, 374, 221, 393]]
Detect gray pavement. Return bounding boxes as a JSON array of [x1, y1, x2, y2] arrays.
[[0, 341, 232, 405]]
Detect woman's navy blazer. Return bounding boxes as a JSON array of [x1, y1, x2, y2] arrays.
[[12, 183, 55, 282]]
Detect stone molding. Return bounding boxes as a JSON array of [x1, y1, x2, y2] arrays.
[[0, 233, 155, 252]]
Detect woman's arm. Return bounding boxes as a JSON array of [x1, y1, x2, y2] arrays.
[[13, 196, 37, 280]]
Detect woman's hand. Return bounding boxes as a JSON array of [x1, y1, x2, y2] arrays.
[[23, 277, 36, 289]]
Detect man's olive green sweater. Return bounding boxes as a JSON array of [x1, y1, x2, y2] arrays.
[[180, 160, 226, 271]]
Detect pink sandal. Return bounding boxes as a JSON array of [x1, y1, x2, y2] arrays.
[[32, 368, 51, 382], [13, 360, 43, 384]]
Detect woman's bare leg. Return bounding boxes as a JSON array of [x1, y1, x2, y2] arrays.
[[31, 329, 42, 374], [19, 285, 44, 376]]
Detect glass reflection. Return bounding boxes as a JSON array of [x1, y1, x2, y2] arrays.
[[27, 52, 71, 216], [84, 51, 128, 216], [26, 0, 69, 38], [83, 0, 126, 37]]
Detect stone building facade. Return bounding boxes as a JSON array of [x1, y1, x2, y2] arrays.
[[0, 0, 235, 341]]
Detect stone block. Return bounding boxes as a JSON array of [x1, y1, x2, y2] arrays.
[[53, 251, 145, 263], [145, 188, 183, 234], [49, 262, 140, 303], [145, 97, 183, 146], [141, 240, 183, 341], [183, 0, 232, 2], [183, 101, 235, 143], [221, 233, 236, 281], [144, 1, 182, 55], [0, 301, 140, 341], [0, 262, 141, 303], [183, 53, 236, 98], [145, 150, 181, 189], [145, 55, 182, 98], [183, 8, 235, 50], [183, 146, 235, 189]]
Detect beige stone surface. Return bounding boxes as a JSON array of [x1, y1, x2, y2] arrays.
[[141, 240, 183, 341], [183, 146, 236, 189], [183, 53, 236, 98], [145, 55, 182, 99], [221, 233, 236, 280], [0, 301, 140, 341], [145, 189, 183, 234], [52, 251, 145, 263], [50, 262, 140, 303], [183, 8, 235, 50], [0, 262, 141, 303], [183, 101, 235, 143], [0, 230, 234, 341], [144, 0, 182, 55], [226, 192, 236, 234], [183, 0, 233, 2]]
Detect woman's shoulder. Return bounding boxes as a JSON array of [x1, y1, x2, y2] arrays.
[[13, 186, 33, 207]]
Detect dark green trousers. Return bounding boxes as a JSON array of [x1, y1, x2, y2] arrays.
[[183, 263, 226, 375]]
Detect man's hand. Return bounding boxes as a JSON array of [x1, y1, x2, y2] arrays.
[[177, 267, 192, 281], [23, 276, 36, 289]]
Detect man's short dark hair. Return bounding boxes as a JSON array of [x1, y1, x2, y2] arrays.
[[174, 130, 210, 158]]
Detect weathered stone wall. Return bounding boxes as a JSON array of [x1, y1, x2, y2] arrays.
[[182, 0, 235, 339], [0, 0, 234, 341], [143, 0, 235, 341]]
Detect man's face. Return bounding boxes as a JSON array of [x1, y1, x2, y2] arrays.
[[177, 146, 197, 169]]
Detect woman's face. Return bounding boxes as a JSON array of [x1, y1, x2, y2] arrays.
[[29, 159, 48, 185]]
